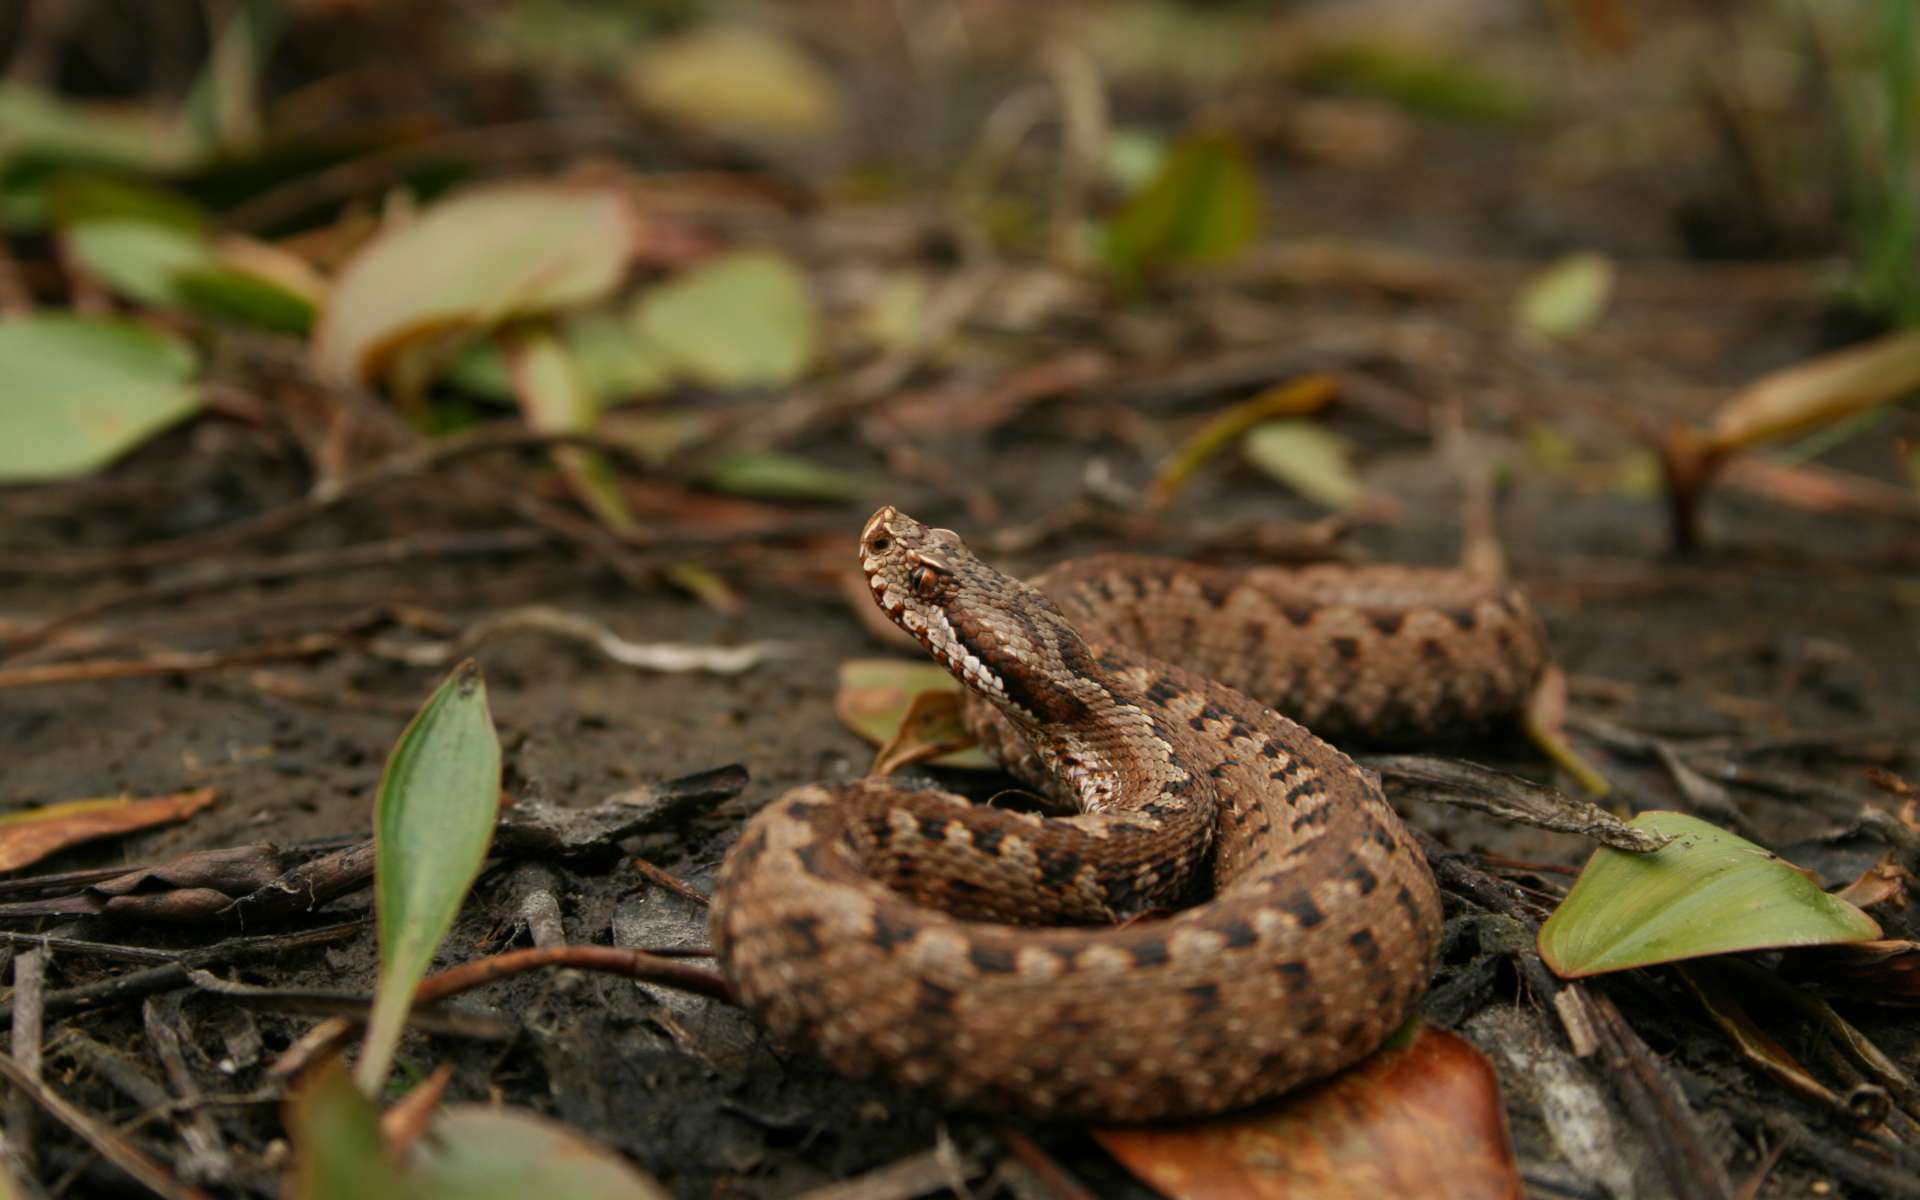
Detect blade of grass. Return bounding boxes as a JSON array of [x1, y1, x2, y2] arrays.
[[355, 661, 501, 1095]]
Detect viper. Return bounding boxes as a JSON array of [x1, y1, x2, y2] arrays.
[[711, 506, 1548, 1121]]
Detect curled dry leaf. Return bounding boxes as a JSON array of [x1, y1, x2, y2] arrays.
[[0, 788, 217, 873], [1093, 1025, 1522, 1200], [834, 659, 994, 770]]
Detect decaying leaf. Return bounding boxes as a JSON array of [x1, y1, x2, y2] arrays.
[[835, 659, 994, 770], [0, 788, 217, 873], [1094, 1025, 1522, 1200]]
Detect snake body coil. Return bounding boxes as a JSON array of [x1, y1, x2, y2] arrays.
[[711, 507, 1548, 1121]]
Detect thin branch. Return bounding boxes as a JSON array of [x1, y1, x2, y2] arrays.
[[0, 1051, 213, 1200]]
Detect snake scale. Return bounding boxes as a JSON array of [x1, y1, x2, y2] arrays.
[[711, 506, 1549, 1121]]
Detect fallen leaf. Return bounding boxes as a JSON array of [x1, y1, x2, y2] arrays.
[[1513, 252, 1614, 339], [0, 788, 217, 873], [312, 181, 638, 386], [409, 1106, 670, 1200], [700, 450, 876, 502], [835, 659, 993, 770], [1147, 375, 1336, 508], [504, 329, 634, 532], [1101, 129, 1263, 284], [1538, 811, 1882, 979], [1241, 419, 1364, 510], [0, 313, 200, 482], [872, 689, 981, 776], [633, 250, 816, 390], [358, 661, 502, 1095], [626, 24, 842, 143], [1094, 1025, 1522, 1200], [1702, 328, 1920, 455], [1677, 960, 1854, 1115]]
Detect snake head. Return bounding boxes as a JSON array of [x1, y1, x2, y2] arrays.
[[860, 506, 1089, 723]]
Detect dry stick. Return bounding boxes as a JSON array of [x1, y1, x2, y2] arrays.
[[5, 949, 45, 1176], [0, 921, 365, 1030], [415, 946, 734, 1006], [0, 631, 348, 689], [0, 1051, 213, 1200], [3, 528, 548, 654]]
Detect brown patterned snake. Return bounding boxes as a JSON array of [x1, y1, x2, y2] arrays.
[[711, 507, 1549, 1121]]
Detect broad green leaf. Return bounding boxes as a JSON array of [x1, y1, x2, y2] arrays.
[[701, 451, 874, 502], [409, 1107, 669, 1200], [633, 251, 815, 389], [1538, 811, 1882, 979], [625, 25, 842, 142], [834, 659, 993, 770], [312, 182, 638, 386], [1240, 420, 1364, 510], [504, 330, 634, 531], [0, 314, 200, 481], [61, 213, 320, 332], [357, 661, 502, 1095], [1100, 130, 1261, 283], [286, 1059, 413, 1200], [1514, 252, 1614, 339], [63, 219, 217, 307]]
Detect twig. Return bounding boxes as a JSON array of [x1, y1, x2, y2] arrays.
[[6, 949, 45, 1176], [0, 921, 365, 1029], [629, 859, 711, 907], [415, 946, 734, 1006], [2, 529, 548, 655], [0, 631, 348, 690], [0, 1050, 213, 1200]]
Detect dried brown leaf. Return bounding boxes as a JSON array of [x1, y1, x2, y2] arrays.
[[0, 788, 217, 873], [1093, 1026, 1521, 1200]]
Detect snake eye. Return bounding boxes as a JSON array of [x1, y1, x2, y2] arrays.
[[868, 536, 891, 554], [908, 564, 939, 598]]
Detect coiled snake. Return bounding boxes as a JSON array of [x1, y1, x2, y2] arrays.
[[712, 506, 1548, 1121]]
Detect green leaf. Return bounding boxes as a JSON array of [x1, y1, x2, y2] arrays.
[[1240, 419, 1364, 509], [0, 83, 199, 174], [1099, 129, 1262, 284], [700, 451, 875, 502], [0, 314, 200, 482], [286, 1059, 413, 1200], [409, 1107, 669, 1200], [312, 181, 637, 386], [1514, 252, 1614, 339], [1537, 811, 1883, 979], [357, 661, 502, 1095], [63, 219, 218, 307], [633, 251, 816, 389], [45, 173, 209, 232], [504, 330, 634, 531], [176, 262, 317, 335]]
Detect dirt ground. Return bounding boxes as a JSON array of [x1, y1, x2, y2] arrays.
[[5, 4, 1920, 1199]]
